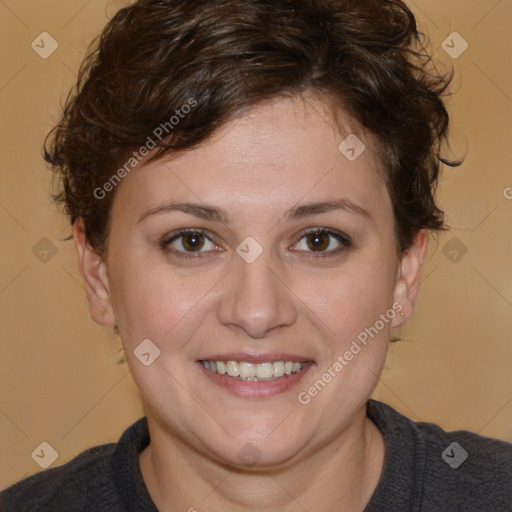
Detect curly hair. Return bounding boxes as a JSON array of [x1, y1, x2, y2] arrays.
[[45, 0, 461, 257]]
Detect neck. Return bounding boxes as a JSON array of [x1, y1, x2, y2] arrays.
[[139, 407, 385, 512]]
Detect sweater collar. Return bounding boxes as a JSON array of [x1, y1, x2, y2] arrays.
[[363, 399, 425, 511], [112, 399, 425, 511]]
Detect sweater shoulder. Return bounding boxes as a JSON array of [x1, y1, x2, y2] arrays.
[[366, 400, 512, 512], [417, 418, 512, 473], [416, 418, 512, 511], [0, 442, 118, 512]]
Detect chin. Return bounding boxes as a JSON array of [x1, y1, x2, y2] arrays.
[[224, 441, 301, 470]]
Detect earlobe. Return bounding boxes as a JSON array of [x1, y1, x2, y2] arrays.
[[391, 229, 428, 327], [72, 218, 116, 327]]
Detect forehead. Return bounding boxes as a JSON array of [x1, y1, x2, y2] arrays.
[[111, 95, 391, 224]]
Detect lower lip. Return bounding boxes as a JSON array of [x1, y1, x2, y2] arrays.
[[197, 362, 314, 399]]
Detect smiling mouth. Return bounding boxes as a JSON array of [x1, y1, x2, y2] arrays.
[[199, 360, 309, 381]]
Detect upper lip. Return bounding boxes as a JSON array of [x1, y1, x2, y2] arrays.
[[198, 353, 314, 364]]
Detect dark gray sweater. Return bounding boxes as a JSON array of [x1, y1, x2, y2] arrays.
[[1, 400, 511, 511]]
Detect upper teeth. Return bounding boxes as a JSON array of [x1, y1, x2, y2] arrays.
[[201, 360, 304, 380]]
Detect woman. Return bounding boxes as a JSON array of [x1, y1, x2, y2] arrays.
[[1, 0, 511, 510]]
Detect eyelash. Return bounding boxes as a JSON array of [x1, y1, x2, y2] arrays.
[[161, 227, 353, 260]]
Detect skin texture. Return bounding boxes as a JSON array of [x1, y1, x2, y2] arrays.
[[73, 95, 427, 511]]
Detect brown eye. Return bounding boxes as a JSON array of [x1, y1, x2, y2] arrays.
[[292, 228, 352, 256], [181, 232, 205, 252], [306, 232, 330, 252], [162, 229, 218, 257]]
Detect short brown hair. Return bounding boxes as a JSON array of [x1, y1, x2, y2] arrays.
[[45, 0, 461, 256]]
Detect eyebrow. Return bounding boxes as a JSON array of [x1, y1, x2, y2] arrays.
[[137, 198, 370, 224]]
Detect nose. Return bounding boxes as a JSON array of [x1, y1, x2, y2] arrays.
[[216, 249, 297, 339]]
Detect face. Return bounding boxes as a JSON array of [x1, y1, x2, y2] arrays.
[[75, 94, 426, 469]]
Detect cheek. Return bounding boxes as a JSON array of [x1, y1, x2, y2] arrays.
[[291, 271, 393, 432], [108, 257, 218, 349], [300, 258, 395, 345]]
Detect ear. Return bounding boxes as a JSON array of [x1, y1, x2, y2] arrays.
[[72, 218, 116, 327], [391, 229, 428, 328]]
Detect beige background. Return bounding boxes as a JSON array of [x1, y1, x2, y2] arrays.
[[1, 0, 511, 489]]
